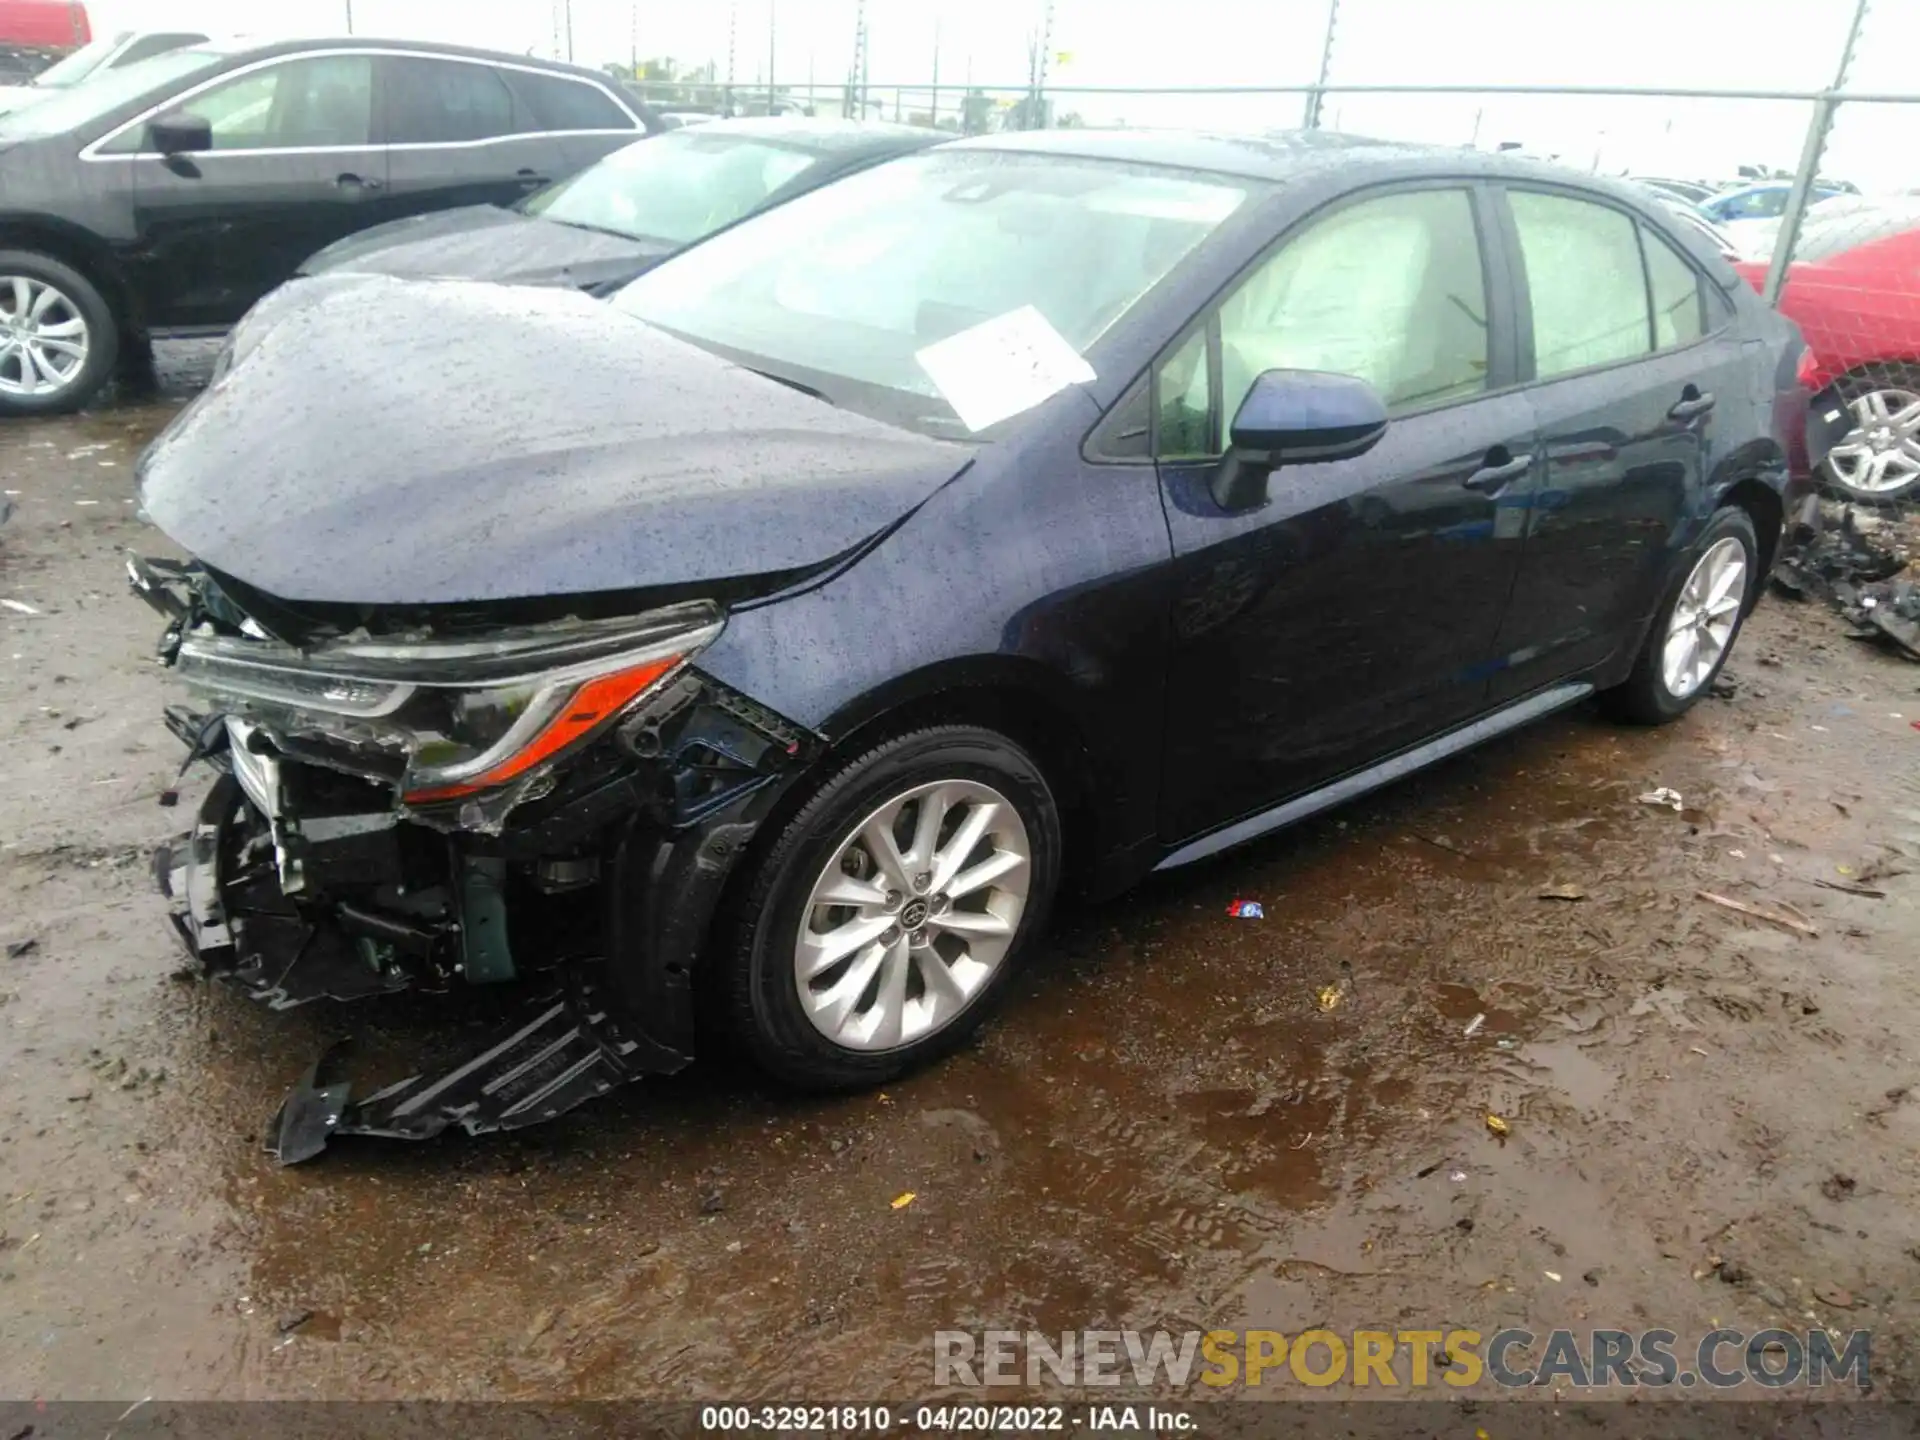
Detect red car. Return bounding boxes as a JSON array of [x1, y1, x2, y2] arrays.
[[1735, 203, 1920, 504], [0, 0, 87, 49]]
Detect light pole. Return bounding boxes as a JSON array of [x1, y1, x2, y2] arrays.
[[343, 0, 352, 33], [768, 0, 777, 112]]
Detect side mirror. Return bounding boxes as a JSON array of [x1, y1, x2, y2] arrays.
[[1211, 369, 1389, 511], [149, 112, 212, 156]]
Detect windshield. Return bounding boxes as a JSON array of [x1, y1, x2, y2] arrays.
[[523, 131, 824, 246], [31, 33, 124, 87], [612, 149, 1249, 425], [0, 47, 223, 138]]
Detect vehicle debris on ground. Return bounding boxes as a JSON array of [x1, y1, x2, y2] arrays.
[[1772, 499, 1920, 661]]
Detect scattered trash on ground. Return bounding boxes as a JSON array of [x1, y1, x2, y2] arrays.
[[4, 938, 36, 959], [1226, 899, 1264, 919], [277, 1309, 314, 1335], [1813, 1282, 1858, 1309], [698, 1190, 726, 1216], [1637, 788, 1683, 811], [891, 1192, 916, 1210], [1315, 984, 1343, 1012], [1462, 1013, 1486, 1038], [1696, 890, 1820, 937], [1821, 1172, 1857, 1202], [1628, 985, 1697, 1031], [0, 598, 38, 615], [1484, 1113, 1511, 1138], [1814, 877, 1886, 898], [1449, 1169, 1467, 1183], [1537, 883, 1588, 902], [1544, 1269, 1562, 1282]]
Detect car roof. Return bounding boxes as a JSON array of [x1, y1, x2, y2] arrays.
[[177, 34, 623, 85], [950, 126, 1680, 198], [678, 115, 946, 155]]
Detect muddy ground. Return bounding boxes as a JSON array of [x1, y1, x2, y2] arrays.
[[2, 355, 1919, 1405]]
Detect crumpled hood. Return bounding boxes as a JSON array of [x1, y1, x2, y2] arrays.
[[138, 276, 969, 606], [299, 204, 674, 291]]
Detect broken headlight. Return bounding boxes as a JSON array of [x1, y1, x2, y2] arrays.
[[171, 602, 723, 805]]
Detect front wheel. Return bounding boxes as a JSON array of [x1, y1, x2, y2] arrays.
[[1601, 506, 1759, 725], [0, 252, 118, 417], [718, 725, 1062, 1089]]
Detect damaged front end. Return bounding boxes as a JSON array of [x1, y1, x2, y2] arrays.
[[131, 556, 814, 1162]]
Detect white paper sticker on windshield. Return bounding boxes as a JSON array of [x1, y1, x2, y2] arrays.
[[914, 305, 1097, 433]]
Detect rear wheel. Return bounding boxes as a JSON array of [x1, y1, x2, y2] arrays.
[[0, 251, 117, 417], [718, 725, 1061, 1089], [1601, 506, 1759, 725], [1822, 363, 1920, 505]]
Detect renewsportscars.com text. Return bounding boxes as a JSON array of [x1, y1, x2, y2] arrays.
[[933, 1327, 1871, 1390]]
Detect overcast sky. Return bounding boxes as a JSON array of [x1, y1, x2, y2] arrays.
[[88, 0, 1920, 187]]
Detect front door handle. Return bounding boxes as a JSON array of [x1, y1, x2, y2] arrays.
[[515, 168, 549, 190], [1463, 450, 1532, 493], [335, 172, 384, 192], [1669, 387, 1716, 421]]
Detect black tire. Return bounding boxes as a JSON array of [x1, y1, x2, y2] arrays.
[[0, 250, 118, 417], [1822, 363, 1920, 507], [718, 724, 1062, 1090], [1601, 506, 1760, 725]]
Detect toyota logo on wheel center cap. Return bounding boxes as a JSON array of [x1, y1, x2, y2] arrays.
[[900, 899, 930, 930]]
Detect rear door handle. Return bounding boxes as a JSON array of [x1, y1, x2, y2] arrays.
[[515, 168, 549, 189], [1669, 389, 1715, 420], [1463, 451, 1532, 493], [335, 172, 384, 192]]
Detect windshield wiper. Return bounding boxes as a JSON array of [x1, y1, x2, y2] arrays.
[[740, 366, 832, 404]]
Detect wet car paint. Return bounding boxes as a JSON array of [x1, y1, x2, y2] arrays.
[[297, 203, 677, 292], [129, 133, 1810, 1157], [138, 277, 971, 606]]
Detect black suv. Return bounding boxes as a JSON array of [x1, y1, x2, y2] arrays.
[[0, 36, 658, 414]]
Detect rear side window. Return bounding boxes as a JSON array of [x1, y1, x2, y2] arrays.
[[503, 70, 633, 132], [383, 56, 515, 143], [1511, 191, 1651, 379], [1642, 226, 1706, 348]]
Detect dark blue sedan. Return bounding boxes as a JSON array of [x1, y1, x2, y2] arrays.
[[134, 129, 1812, 1159]]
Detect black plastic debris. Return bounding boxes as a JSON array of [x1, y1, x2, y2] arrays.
[[266, 962, 652, 1164], [1773, 502, 1919, 663]]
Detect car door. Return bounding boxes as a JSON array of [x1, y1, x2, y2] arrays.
[[375, 55, 557, 219], [1153, 184, 1538, 842], [125, 52, 384, 328], [1487, 187, 1755, 702]]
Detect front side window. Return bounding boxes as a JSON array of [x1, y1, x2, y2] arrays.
[[523, 131, 819, 245], [383, 57, 515, 144], [504, 71, 632, 132], [613, 151, 1251, 431], [1511, 190, 1651, 379], [1151, 187, 1488, 457], [177, 54, 374, 150]]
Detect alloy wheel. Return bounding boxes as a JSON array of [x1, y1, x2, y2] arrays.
[[1825, 387, 1920, 495], [1662, 536, 1748, 700], [0, 275, 89, 399], [793, 778, 1031, 1052]]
